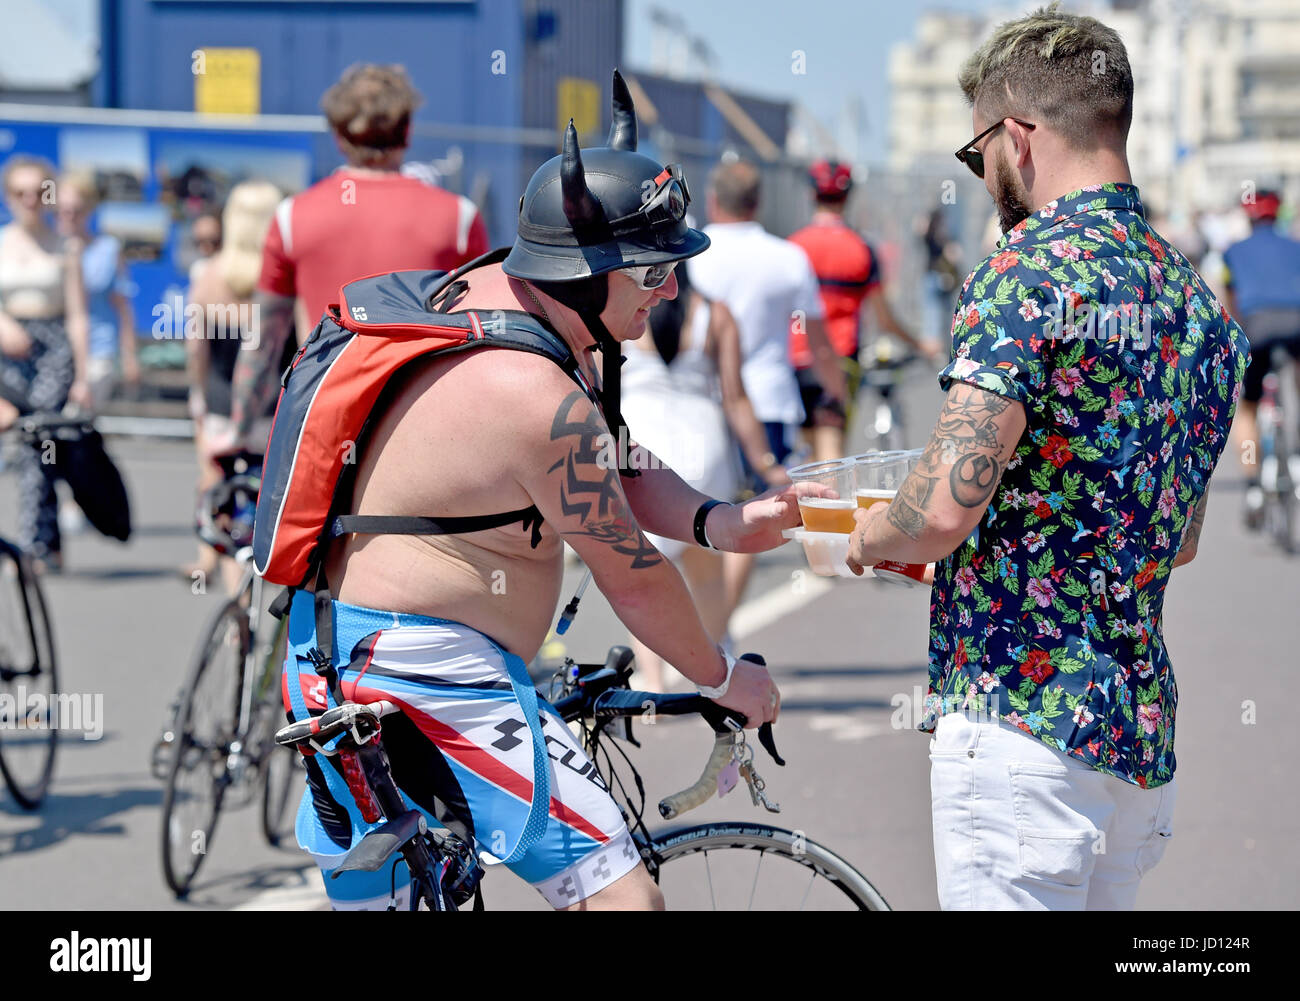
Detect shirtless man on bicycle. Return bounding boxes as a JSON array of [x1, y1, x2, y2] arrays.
[[284, 73, 804, 911]]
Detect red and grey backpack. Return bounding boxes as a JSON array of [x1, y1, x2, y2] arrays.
[[252, 248, 605, 655]]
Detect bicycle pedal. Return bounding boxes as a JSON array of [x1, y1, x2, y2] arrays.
[[150, 734, 175, 780]]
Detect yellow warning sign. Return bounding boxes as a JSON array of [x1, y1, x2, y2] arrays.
[[557, 77, 601, 140], [194, 48, 261, 115]]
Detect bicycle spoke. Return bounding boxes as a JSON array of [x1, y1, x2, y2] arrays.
[[799, 868, 817, 911], [747, 850, 762, 911], [704, 850, 717, 910]]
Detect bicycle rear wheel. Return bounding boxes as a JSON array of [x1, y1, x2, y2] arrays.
[[160, 599, 248, 897], [0, 543, 58, 810], [649, 822, 890, 910]]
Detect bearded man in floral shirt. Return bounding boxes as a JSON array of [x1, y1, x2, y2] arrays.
[[847, 4, 1249, 910]]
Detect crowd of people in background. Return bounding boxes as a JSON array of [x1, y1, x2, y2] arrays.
[[1, 60, 1298, 608]]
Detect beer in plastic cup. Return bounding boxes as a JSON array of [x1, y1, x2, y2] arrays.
[[856, 487, 895, 511], [789, 459, 856, 534], [858, 451, 927, 582], [798, 497, 858, 533]]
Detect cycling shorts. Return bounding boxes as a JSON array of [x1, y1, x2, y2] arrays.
[[1241, 308, 1300, 403], [283, 593, 639, 909]]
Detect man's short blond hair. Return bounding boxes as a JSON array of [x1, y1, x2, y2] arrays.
[[959, 2, 1133, 150], [321, 64, 422, 167]]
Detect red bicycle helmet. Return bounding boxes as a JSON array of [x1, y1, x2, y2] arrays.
[[1244, 190, 1281, 222], [809, 159, 853, 199]]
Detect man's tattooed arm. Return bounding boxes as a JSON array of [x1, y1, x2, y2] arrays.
[[849, 381, 1025, 567], [546, 391, 662, 570], [886, 383, 1015, 540], [1173, 492, 1208, 567]]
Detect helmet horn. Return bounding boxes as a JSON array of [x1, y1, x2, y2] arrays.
[[607, 69, 637, 151], [560, 120, 604, 229]]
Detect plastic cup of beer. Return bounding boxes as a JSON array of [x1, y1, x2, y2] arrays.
[[855, 453, 908, 512], [789, 459, 857, 534]]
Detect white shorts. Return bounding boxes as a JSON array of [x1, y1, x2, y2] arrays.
[[930, 712, 1176, 910]]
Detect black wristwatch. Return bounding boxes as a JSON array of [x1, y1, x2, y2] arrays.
[[693, 499, 730, 549]]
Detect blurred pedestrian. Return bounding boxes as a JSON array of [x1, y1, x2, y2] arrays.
[[790, 160, 942, 462], [688, 159, 846, 625], [919, 205, 965, 349], [1222, 189, 1300, 526], [183, 179, 286, 587], [188, 210, 223, 285], [621, 265, 785, 689], [0, 155, 91, 573], [57, 170, 139, 413], [214, 63, 490, 458]]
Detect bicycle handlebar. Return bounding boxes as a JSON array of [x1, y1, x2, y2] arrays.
[[554, 651, 784, 820]]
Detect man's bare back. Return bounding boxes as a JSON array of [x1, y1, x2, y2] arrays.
[[326, 264, 599, 662]]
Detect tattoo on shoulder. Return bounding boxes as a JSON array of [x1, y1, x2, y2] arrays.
[[547, 391, 662, 569]]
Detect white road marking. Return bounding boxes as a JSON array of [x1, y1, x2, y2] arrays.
[[730, 573, 833, 640]]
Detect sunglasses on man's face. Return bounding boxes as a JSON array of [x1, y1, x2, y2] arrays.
[[623, 260, 677, 291], [954, 118, 1036, 178]]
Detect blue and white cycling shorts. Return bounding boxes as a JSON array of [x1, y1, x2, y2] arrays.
[[283, 593, 640, 909]]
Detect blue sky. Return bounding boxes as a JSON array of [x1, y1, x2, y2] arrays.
[[626, 0, 1000, 161]]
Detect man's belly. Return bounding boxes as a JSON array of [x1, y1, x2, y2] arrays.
[[328, 532, 565, 663]]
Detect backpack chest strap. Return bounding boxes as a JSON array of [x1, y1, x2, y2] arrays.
[[331, 507, 546, 548]]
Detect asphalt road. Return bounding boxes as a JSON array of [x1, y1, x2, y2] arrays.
[[1, 368, 1297, 911]]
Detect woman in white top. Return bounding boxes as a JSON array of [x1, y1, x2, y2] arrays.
[[620, 265, 789, 690], [0, 156, 91, 572]]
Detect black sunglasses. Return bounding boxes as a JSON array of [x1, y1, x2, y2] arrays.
[[954, 118, 1036, 178]]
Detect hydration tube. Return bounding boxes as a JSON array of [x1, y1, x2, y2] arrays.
[[555, 570, 592, 635]]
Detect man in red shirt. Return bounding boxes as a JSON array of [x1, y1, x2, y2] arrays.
[[788, 160, 940, 461], [217, 64, 488, 455]]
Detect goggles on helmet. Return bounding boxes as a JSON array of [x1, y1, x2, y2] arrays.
[[608, 163, 691, 231]]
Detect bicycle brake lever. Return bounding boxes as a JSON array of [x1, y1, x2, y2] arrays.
[[758, 723, 785, 767]]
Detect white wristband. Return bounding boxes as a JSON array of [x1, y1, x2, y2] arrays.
[[696, 648, 737, 700]]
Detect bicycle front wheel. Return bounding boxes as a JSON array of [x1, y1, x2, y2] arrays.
[[160, 599, 248, 897], [649, 822, 890, 911], [0, 543, 58, 809]]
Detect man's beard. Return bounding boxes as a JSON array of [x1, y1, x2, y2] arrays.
[[991, 154, 1033, 233]]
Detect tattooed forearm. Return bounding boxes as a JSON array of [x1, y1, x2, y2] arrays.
[[1180, 493, 1209, 552], [230, 293, 293, 438], [888, 473, 938, 540], [548, 391, 663, 569]]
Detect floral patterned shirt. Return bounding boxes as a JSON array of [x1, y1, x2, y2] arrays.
[[925, 183, 1250, 789]]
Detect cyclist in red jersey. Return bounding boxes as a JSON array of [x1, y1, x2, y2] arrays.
[[215, 64, 489, 457], [789, 160, 941, 461]]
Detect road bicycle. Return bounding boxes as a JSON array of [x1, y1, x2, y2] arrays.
[[0, 413, 83, 810], [157, 454, 302, 897], [0, 534, 57, 810], [1251, 343, 1298, 553], [849, 342, 921, 455], [275, 646, 891, 911]]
